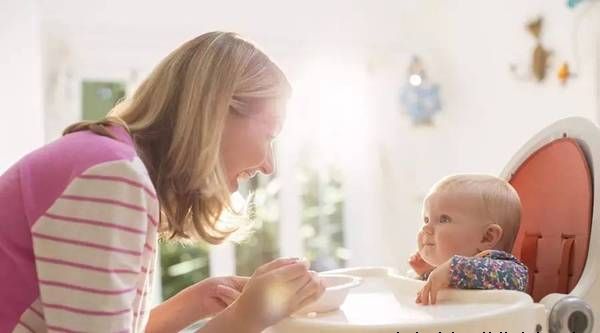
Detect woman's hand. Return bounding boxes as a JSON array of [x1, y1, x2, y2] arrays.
[[147, 275, 249, 333], [408, 252, 435, 277], [227, 257, 325, 331], [189, 275, 249, 317], [416, 259, 451, 305]]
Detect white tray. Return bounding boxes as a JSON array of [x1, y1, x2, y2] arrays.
[[267, 267, 546, 333]]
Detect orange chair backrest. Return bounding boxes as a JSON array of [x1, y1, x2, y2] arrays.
[[510, 138, 592, 302]]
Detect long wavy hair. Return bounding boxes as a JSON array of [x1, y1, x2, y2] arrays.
[[64, 32, 291, 244]]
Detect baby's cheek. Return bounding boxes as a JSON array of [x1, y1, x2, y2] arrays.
[[417, 230, 424, 243], [443, 239, 469, 257]]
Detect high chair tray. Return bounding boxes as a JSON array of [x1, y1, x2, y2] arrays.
[[267, 267, 545, 333]]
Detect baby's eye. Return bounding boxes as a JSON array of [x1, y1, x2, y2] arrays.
[[440, 215, 451, 223], [423, 216, 430, 224]]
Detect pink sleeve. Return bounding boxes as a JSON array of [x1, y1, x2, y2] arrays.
[[30, 159, 158, 332]]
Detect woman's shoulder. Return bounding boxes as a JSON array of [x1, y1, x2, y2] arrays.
[[31, 128, 137, 168], [19, 127, 142, 177], [16, 129, 152, 224]]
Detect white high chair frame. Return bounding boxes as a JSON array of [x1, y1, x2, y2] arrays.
[[500, 116, 599, 333], [266, 117, 598, 333]]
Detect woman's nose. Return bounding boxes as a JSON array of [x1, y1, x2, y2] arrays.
[[259, 147, 275, 176]]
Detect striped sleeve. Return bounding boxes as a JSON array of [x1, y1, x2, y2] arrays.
[[30, 159, 158, 332]]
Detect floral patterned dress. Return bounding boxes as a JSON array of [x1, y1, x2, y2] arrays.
[[422, 250, 529, 292]]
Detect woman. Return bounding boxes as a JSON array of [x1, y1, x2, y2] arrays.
[[0, 31, 324, 332]]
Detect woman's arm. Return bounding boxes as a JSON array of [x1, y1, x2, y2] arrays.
[[196, 303, 263, 333], [146, 289, 262, 333], [146, 287, 204, 333], [146, 275, 250, 332], [147, 258, 324, 333], [31, 160, 156, 332], [145, 281, 254, 333]]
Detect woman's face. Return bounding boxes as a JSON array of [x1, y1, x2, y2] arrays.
[[220, 98, 285, 193]]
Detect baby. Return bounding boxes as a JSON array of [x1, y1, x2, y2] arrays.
[[408, 174, 528, 305]]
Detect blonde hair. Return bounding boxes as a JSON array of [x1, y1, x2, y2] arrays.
[[428, 174, 522, 251], [64, 32, 291, 244]]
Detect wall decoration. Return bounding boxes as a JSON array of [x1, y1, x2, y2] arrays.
[[557, 62, 574, 85], [510, 17, 553, 83], [400, 56, 442, 126], [568, 0, 587, 9]]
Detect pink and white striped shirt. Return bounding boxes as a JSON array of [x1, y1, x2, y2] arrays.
[[0, 126, 159, 332]]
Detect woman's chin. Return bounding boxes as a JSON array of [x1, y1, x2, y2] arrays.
[[228, 180, 239, 193]]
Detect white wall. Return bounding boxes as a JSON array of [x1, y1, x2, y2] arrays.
[[375, 0, 600, 271], [38, 0, 444, 269], [441, 0, 600, 173], [0, 0, 44, 172], [37, 0, 600, 272]]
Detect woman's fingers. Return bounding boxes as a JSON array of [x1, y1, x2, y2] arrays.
[[255, 257, 301, 276], [288, 269, 315, 290], [296, 272, 322, 296], [269, 261, 310, 282], [291, 272, 324, 310], [294, 288, 323, 313], [228, 276, 250, 291], [293, 276, 325, 312], [216, 285, 241, 305]]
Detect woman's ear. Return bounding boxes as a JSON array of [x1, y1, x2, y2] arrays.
[[480, 224, 503, 251]]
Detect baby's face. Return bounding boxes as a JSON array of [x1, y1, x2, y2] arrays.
[[418, 191, 488, 266]]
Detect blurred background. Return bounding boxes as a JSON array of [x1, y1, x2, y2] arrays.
[[2, 0, 600, 304]]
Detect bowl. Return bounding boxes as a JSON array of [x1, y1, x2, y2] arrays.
[[295, 274, 362, 314]]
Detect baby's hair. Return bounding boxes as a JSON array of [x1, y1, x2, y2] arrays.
[[428, 174, 522, 252]]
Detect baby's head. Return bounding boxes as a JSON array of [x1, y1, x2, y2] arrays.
[[418, 174, 521, 267]]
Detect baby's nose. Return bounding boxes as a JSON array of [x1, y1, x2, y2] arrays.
[[422, 223, 434, 234]]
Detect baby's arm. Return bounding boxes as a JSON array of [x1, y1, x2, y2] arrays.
[[449, 251, 528, 291]]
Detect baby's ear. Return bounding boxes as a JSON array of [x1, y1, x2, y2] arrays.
[[481, 224, 503, 250]]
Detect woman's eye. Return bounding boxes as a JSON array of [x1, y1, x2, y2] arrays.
[[440, 216, 451, 223], [423, 217, 429, 224]]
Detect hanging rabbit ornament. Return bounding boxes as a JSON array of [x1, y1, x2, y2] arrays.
[[510, 17, 553, 82], [400, 56, 442, 126], [530, 18, 553, 81]]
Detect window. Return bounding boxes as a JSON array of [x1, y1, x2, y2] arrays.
[[235, 175, 280, 276], [159, 242, 210, 300], [298, 155, 346, 271], [81, 80, 125, 120]]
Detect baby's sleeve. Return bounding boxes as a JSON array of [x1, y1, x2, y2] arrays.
[[449, 251, 529, 291]]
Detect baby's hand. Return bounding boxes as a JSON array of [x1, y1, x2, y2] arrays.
[[416, 260, 451, 305], [408, 252, 435, 277]]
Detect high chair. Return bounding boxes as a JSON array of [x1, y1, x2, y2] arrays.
[[267, 117, 597, 333]]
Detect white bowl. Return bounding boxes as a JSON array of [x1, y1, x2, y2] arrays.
[[296, 274, 362, 314]]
